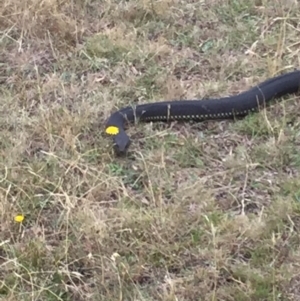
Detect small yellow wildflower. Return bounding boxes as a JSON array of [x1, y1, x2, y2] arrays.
[[105, 126, 119, 135], [14, 215, 25, 223]]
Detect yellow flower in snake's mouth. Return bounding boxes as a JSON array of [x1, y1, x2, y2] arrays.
[[105, 126, 119, 135]]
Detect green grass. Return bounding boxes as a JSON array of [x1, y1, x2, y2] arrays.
[[1, 0, 300, 300]]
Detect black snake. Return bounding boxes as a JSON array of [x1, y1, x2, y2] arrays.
[[105, 70, 300, 153]]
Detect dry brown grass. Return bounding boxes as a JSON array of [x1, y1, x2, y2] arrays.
[[1, 0, 300, 300]]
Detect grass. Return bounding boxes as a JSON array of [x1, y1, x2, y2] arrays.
[[1, 0, 300, 300]]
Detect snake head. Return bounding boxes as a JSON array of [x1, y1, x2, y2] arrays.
[[105, 125, 131, 154], [113, 130, 131, 154]]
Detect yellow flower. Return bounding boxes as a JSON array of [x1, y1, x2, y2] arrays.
[[14, 215, 25, 223], [105, 126, 119, 135]]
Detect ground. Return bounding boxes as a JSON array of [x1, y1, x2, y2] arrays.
[[1, 0, 300, 300]]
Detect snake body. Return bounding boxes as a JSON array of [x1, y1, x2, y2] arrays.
[[105, 70, 300, 152]]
